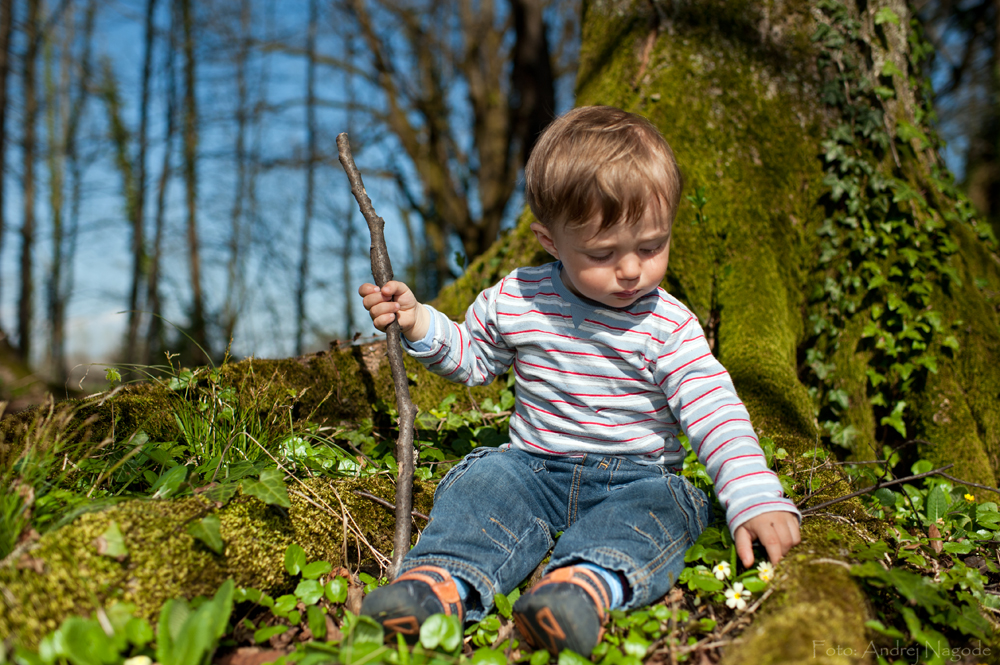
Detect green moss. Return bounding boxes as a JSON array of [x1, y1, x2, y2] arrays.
[[724, 520, 871, 665], [0, 475, 434, 648]]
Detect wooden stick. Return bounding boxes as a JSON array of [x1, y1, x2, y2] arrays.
[[798, 463, 953, 514], [337, 133, 417, 580]]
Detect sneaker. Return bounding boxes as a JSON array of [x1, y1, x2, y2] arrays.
[[360, 565, 464, 643], [512, 565, 611, 655]]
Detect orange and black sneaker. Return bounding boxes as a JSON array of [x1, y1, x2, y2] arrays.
[[360, 565, 465, 643], [512, 565, 611, 656]]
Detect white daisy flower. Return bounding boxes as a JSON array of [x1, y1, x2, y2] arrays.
[[712, 561, 731, 580], [757, 561, 775, 583], [724, 582, 751, 610]]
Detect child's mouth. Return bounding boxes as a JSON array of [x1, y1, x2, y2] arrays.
[[613, 290, 638, 298]]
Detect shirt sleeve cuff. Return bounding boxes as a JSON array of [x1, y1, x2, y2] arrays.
[[401, 308, 437, 354]]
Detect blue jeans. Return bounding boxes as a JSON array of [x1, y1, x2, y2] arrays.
[[401, 445, 711, 621]]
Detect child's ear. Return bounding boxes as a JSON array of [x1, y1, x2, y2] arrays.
[[530, 222, 560, 260]]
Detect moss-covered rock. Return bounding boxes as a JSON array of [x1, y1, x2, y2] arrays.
[[0, 475, 434, 648]]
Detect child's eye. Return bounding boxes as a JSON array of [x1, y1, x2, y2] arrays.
[[587, 253, 612, 262], [640, 244, 665, 256]]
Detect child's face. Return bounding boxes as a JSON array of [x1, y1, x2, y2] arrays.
[[531, 204, 672, 309]]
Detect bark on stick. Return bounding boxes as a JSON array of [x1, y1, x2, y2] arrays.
[[337, 132, 416, 580]]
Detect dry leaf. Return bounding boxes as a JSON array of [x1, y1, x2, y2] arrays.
[[928, 523, 943, 554]]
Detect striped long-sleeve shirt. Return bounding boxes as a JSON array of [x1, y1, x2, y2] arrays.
[[403, 262, 799, 532]]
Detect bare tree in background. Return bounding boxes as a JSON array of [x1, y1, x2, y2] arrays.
[[146, 2, 180, 366], [295, 0, 318, 355], [220, 0, 254, 348], [337, 0, 569, 296], [45, 0, 96, 385], [922, 1, 1000, 233], [19, 0, 41, 363], [0, 0, 13, 335], [180, 0, 208, 362]]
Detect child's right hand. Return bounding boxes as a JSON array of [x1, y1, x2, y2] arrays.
[[359, 281, 430, 342]]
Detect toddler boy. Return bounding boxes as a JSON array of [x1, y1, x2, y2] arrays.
[[358, 106, 800, 656]]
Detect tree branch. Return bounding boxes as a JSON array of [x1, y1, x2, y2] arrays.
[[337, 133, 417, 580], [799, 463, 954, 515]]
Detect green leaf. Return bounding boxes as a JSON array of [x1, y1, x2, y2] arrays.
[[493, 592, 512, 619], [242, 468, 291, 508], [420, 614, 462, 652], [874, 7, 900, 25], [274, 595, 297, 615], [943, 541, 973, 554], [325, 577, 349, 604], [307, 605, 327, 639], [254, 625, 288, 644], [151, 465, 189, 499], [472, 648, 508, 665], [96, 521, 129, 561], [530, 650, 551, 665], [347, 615, 385, 646], [874, 488, 896, 507], [295, 580, 325, 606], [301, 560, 332, 580], [557, 650, 592, 665], [187, 514, 224, 555], [285, 544, 306, 576], [926, 486, 948, 523], [105, 367, 122, 385], [624, 629, 651, 657]]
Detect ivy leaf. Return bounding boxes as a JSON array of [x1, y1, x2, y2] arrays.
[[95, 521, 129, 561], [881, 61, 904, 78], [284, 544, 306, 576], [880, 400, 907, 437], [187, 514, 224, 555], [874, 7, 900, 25], [242, 469, 290, 508], [151, 465, 189, 499], [874, 488, 897, 507]]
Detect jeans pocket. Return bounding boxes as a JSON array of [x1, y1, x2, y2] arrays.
[[434, 445, 502, 501], [669, 474, 711, 537]]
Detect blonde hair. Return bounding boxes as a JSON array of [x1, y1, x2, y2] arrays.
[[524, 106, 682, 232]]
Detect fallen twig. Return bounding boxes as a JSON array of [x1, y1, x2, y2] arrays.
[[799, 463, 953, 514], [338, 133, 418, 580], [354, 490, 430, 521]]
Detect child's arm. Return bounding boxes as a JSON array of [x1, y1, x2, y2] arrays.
[[359, 280, 432, 342], [734, 510, 801, 566], [359, 277, 516, 386]]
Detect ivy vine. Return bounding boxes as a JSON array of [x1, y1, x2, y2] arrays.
[[804, 0, 993, 450]]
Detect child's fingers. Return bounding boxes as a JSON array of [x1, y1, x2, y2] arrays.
[[734, 526, 755, 568], [358, 282, 380, 297]]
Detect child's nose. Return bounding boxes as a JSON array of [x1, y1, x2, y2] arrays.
[[617, 255, 641, 281]]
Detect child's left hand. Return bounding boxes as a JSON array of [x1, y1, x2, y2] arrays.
[[734, 511, 801, 567]]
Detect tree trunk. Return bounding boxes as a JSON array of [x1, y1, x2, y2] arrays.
[[146, 0, 179, 364], [180, 0, 207, 363], [222, 0, 251, 348], [19, 0, 41, 364], [295, 0, 318, 356], [124, 0, 156, 369], [0, 0, 13, 334]]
